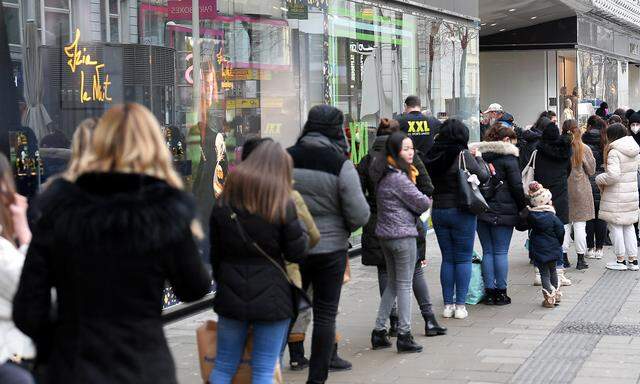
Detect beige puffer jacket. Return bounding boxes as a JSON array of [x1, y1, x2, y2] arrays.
[[596, 136, 640, 225]]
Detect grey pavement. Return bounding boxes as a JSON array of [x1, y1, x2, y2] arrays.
[[165, 230, 640, 384]]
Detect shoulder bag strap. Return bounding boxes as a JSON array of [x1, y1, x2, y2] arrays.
[[459, 150, 468, 171], [226, 206, 294, 285], [525, 149, 538, 169]]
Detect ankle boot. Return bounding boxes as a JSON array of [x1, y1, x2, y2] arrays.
[[483, 288, 495, 305], [371, 329, 392, 349], [397, 332, 423, 353], [388, 314, 399, 337], [576, 254, 589, 270], [562, 253, 571, 268], [329, 343, 352, 371], [288, 341, 309, 371], [424, 313, 447, 336], [494, 289, 512, 306], [542, 289, 556, 308]]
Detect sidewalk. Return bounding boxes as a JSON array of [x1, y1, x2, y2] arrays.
[[166, 230, 640, 384]]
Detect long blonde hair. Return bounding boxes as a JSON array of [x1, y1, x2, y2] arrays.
[[0, 154, 17, 244], [565, 119, 584, 168], [65, 117, 98, 180], [74, 103, 183, 189], [222, 141, 292, 223]]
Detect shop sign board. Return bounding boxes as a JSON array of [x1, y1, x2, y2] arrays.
[[286, 0, 308, 20], [63, 29, 112, 104], [168, 0, 217, 21], [226, 98, 259, 109]]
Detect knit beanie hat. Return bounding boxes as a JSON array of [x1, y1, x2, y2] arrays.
[[303, 105, 344, 139], [629, 112, 640, 125], [528, 181, 552, 207]]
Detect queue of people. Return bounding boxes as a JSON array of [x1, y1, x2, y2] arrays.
[[4, 97, 640, 384]]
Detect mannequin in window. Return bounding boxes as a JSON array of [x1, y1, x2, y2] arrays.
[[563, 99, 575, 122]]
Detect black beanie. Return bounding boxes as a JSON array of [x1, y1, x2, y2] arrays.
[[630, 112, 640, 125], [626, 109, 636, 120], [302, 105, 345, 140], [542, 121, 560, 141]]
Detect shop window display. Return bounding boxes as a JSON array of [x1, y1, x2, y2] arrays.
[[577, 50, 620, 122]]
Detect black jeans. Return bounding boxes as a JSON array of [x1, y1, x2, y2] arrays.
[[586, 218, 607, 249], [300, 250, 347, 384]]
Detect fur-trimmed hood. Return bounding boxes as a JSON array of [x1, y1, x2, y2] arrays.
[[469, 141, 519, 157], [31, 172, 197, 252]]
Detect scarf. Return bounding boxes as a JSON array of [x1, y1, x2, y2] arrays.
[[528, 205, 556, 214], [387, 155, 418, 184]]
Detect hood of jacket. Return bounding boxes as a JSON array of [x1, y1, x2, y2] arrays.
[[520, 127, 542, 143], [298, 131, 347, 156], [371, 135, 388, 152], [537, 134, 572, 160], [610, 135, 640, 158], [582, 129, 602, 148], [470, 141, 519, 159]]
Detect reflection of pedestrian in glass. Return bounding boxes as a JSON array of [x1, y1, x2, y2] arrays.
[[213, 132, 227, 199]]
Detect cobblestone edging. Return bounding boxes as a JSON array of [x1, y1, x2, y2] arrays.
[[510, 271, 640, 384]]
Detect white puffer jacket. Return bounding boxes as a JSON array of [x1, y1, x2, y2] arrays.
[[596, 136, 640, 225], [0, 237, 34, 363]]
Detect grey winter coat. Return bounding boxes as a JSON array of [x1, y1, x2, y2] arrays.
[[288, 132, 370, 254], [375, 167, 431, 239]]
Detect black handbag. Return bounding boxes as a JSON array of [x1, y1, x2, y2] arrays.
[[479, 162, 504, 200], [226, 207, 312, 314], [457, 151, 489, 215]]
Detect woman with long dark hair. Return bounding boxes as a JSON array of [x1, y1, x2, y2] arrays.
[[371, 132, 431, 353], [565, 119, 596, 270], [583, 115, 608, 259], [471, 124, 526, 305], [425, 119, 489, 320]]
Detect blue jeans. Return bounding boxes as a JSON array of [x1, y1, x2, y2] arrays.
[[432, 208, 477, 305], [210, 317, 290, 384], [477, 222, 514, 290]]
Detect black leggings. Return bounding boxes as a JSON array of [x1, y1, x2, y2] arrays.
[[300, 250, 347, 384], [586, 218, 607, 249]]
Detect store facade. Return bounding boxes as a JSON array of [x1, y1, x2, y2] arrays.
[[1, 0, 479, 308]]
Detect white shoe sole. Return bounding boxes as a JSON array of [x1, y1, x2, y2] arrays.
[[606, 264, 628, 271], [629, 265, 639, 271], [442, 310, 454, 318], [454, 310, 468, 319]]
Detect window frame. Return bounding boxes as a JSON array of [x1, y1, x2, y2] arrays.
[[40, 0, 72, 45], [3, 0, 22, 47], [104, 0, 121, 43]]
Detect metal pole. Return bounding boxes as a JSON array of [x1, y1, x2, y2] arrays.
[[192, 0, 201, 125]]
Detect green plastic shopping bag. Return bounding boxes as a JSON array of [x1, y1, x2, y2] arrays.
[[465, 251, 485, 305]]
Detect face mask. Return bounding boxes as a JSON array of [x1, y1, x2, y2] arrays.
[[631, 123, 640, 134]]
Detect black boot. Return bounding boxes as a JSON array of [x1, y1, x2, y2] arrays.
[[371, 329, 392, 349], [483, 288, 495, 305], [288, 341, 309, 371], [329, 343, 352, 371], [389, 314, 399, 337], [397, 332, 423, 353], [494, 289, 512, 306], [562, 253, 571, 268], [576, 254, 589, 270], [424, 314, 447, 336]]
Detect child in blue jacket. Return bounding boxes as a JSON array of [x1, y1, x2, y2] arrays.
[[527, 182, 565, 308]]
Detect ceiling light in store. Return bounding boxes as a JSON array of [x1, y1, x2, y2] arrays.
[[509, 8, 516, 12], [531, 16, 537, 19], [490, 23, 497, 26], [499, 28, 506, 32], [481, 23, 486, 26]]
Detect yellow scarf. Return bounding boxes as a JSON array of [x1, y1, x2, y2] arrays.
[[387, 155, 419, 184]]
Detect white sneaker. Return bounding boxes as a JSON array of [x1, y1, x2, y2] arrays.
[[443, 304, 455, 318], [585, 248, 595, 259], [606, 260, 628, 271], [629, 260, 639, 271], [594, 249, 604, 259], [454, 305, 468, 319], [558, 270, 572, 286]]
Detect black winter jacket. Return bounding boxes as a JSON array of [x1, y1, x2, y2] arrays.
[[528, 210, 565, 266], [533, 134, 572, 224], [426, 145, 490, 210], [582, 129, 605, 208], [517, 127, 543, 171], [209, 202, 308, 321], [472, 141, 526, 226], [13, 173, 211, 384], [357, 135, 432, 266], [397, 111, 441, 162]]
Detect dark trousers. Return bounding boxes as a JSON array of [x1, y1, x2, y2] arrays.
[[377, 262, 434, 318], [586, 218, 607, 249], [300, 250, 347, 384]]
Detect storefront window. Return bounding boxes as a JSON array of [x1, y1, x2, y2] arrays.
[[577, 50, 619, 121], [2, 1, 20, 46]]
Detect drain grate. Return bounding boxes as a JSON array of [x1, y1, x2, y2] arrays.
[[556, 321, 640, 337], [509, 271, 640, 384]]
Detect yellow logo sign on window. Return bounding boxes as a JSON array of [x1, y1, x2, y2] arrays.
[[64, 29, 112, 103]]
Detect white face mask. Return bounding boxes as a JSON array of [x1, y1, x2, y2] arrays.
[[631, 123, 640, 134]]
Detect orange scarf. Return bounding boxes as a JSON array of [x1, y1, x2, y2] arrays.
[[387, 155, 419, 184]]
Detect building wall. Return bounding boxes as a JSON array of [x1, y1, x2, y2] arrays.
[[480, 50, 547, 126], [405, 0, 479, 19]]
